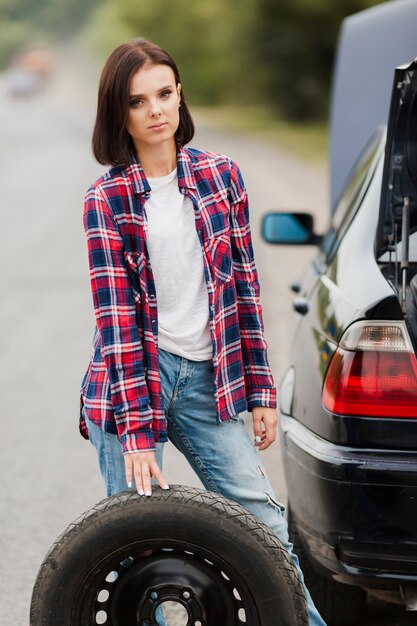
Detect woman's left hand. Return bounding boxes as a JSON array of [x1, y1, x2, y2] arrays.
[[252, 407, 278, 451]]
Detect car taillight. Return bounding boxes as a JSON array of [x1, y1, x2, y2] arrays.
[[322, 321, 417, 417]]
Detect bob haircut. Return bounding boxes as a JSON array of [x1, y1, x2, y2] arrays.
[[92, 38, 195, 167]]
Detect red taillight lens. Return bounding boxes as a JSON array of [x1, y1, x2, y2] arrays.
[[322, 321, 417, 418]]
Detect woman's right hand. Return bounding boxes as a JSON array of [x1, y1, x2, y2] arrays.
[[124, 451, 169, 496]]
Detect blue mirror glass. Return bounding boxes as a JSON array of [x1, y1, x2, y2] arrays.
[[262, 213, 313, 244]]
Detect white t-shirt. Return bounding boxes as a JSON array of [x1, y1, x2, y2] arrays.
[[145, 168, 213, 361]]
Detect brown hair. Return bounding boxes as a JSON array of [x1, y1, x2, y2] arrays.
[[92, 38, 195, 166]]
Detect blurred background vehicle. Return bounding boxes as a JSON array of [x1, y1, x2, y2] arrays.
[[5, 49, 54, 97]]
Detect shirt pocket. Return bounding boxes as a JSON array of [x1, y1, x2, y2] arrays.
[[206, 232, 233, 285], [123, 250, 147, 303]]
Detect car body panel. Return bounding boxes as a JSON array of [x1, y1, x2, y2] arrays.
[[281, 413, 417, 587], [286, 150, 405, 444]]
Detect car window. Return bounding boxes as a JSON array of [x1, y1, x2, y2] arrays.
[[319, 128, 385, 263]]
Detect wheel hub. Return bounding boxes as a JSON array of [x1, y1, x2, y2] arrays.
[[86, 544, 253, 626], [140, 582, 204, 624]]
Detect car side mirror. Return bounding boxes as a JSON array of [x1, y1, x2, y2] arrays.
[[261, 212, 323, 246]]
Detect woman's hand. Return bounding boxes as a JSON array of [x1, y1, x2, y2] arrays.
[[124, 451, 169, 496], [252, 407, 278, 451]]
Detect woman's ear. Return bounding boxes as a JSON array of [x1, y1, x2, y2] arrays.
[[177, 83, 182, 101]]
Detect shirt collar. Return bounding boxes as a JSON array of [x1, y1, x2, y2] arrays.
[[177, 145, 198, 191], [125, 145, 197, 195]]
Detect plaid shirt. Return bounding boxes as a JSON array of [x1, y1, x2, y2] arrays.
[[80, 145, 276, 453]]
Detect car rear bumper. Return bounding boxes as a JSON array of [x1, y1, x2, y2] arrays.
[[281, 413, 417, 589]]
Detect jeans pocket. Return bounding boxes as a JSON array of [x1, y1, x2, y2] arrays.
[[266, 492, 286, 514]]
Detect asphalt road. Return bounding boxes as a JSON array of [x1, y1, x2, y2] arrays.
[[0, 64, 414, 626]]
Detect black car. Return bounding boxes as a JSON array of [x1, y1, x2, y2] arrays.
[[262, 3, 417, 625]]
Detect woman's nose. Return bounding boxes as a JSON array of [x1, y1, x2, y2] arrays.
[[149, 99, 162, 117]]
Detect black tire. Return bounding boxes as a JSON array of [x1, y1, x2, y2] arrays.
[[31, 485, 308, 626], [287, 507, 367, 626]]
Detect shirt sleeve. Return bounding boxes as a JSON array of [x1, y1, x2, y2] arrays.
[[83, 185, 156, 453], [228, 160, 277, 410]]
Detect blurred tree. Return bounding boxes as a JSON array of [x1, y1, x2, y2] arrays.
[[0, 0, 389, 121], [89, 0, 259, 105], [0, 0, 99, 69], [89, 0, 389, 120], [0, 0, 28, 66], [254, 0, 387, 120]]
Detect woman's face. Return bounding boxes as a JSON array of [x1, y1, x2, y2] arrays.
[[127, 64, 181, 151]]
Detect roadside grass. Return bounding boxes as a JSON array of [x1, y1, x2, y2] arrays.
[[194, 104, 329, 165]]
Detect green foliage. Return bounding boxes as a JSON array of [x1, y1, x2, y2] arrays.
[[87, 0, 259, 106], [254, 0, 387, 120], [0, 0, 389, 122], [0, 0, 99, 69], [0, 18, 31, 68], [87, 0, 388, 121]]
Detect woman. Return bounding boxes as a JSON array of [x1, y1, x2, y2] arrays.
[[80, 38, 325, 626]]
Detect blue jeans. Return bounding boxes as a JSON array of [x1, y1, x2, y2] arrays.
[[85, 347, 326, 626]]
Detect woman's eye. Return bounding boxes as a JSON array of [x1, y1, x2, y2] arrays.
[[161, 90, 172, 98], [129, 99, 143, 107]]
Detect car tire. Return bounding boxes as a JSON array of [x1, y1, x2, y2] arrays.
[[287, 507, 367, 626], [30, 485, 308, 626]]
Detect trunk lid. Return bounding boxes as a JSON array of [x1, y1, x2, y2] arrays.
[[330, 0, 417, 212]]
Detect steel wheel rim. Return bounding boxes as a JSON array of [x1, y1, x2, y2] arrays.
[[74, 539, 261, 626]]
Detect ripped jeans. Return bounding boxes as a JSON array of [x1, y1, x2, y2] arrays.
[[85, 347, 326, 626]]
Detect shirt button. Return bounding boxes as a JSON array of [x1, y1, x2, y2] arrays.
[[151, 320, 156, 325], [150, 294, 156, 300]]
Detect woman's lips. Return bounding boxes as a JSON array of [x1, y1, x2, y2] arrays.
[[149, 122, 167, 130]]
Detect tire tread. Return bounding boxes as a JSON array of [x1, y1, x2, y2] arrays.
[[31, 486, 308, 625]]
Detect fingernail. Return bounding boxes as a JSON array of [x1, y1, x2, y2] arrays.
[[145, 491, 152, 496], [163, 484, 170, 490], [127, 482, 132, 489], [139, 489, 144, 496]]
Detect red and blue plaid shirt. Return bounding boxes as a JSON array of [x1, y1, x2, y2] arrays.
[[80, 145, 276, 453]]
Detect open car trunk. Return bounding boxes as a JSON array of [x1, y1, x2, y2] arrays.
[[376, 59, 417, 352]]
